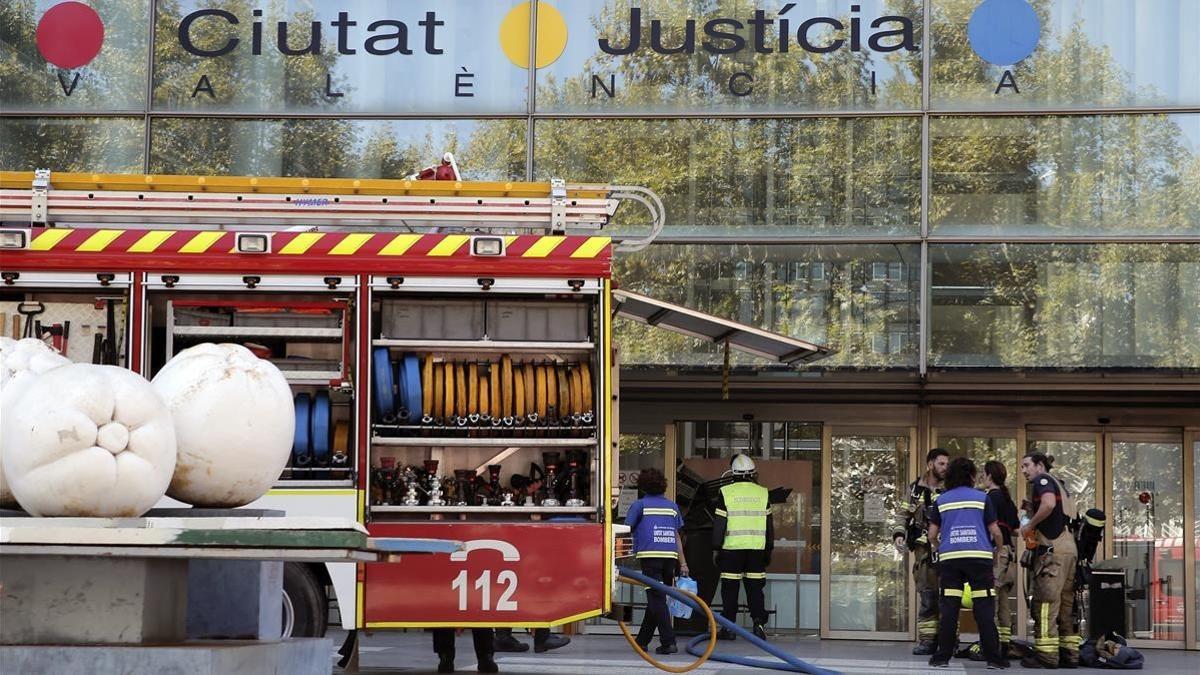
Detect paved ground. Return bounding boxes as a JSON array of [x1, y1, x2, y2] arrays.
[[332, 629, 1199, 674]]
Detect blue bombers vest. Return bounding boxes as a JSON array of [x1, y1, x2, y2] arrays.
[[935, 486, 993, 561], [631, 495, 682, 559]]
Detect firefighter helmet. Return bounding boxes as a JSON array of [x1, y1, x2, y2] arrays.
[[730, 454, 756, 476]]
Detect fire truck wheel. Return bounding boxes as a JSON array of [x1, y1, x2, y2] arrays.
[[283, 562, 328, 638]]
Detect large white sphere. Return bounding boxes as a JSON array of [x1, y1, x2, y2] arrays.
[[1, 363, 176, 517], [0, 337, 70, 509], [152, 343, 294, 507]]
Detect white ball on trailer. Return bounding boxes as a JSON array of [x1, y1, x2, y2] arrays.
[[152, 343, 294, 508], [1, 362, 177, 517], [0, 337, 71, 509]]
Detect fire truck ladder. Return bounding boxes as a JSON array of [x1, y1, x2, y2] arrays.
[[0, 170, 664, 252]]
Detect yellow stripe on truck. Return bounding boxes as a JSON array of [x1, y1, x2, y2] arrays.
[[523, 235, 564, 257], [76, 229, 123, 252], [428, 234, 468, 256], [128, 230, 175, 253], [179, 231, 224, 253], [379, 233, 421, 256], [329, 233, 373, 255], [29, 228, 72, 251], [280, 232, 325, 254], [570, 236, 609, 258]]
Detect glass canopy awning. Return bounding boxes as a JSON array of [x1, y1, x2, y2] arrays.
[[612, 289, 833, 365]]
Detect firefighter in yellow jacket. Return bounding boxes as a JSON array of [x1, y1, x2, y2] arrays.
[[1019, 452, 1080, 669], [893, 447, 948, 655], [712, 454, 773, 641]]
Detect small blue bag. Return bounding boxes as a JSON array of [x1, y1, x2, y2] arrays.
[[667, 576, 697, 619]]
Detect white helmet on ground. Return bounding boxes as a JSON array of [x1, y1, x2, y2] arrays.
[[730, 454, 756, 476]]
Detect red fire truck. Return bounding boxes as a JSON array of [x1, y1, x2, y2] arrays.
[[0, 170, 828, 641]]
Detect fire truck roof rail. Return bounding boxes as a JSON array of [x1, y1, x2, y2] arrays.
[[0, 171, 664, 246]]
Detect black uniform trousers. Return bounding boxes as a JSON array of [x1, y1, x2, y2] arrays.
[[934, 559, 1001, 663], [717, 549, 768, 626], [636, 557, 677, 648], [432, 627, 494, 661]]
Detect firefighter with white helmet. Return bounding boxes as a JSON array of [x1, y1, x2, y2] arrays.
[[712, 453, 773, 640]]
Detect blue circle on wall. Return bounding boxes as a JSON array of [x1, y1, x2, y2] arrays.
[[967, 0, 1041, 66]]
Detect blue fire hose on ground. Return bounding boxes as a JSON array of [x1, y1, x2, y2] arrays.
[[617, 567, 839, 675]]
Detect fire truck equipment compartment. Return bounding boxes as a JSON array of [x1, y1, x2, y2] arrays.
[[489, 300, 590, 342], [380, 299, 484, 340]]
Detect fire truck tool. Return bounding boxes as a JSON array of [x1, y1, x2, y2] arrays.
[[18, 301, 43, 338], [500, 354, 513, 418], [101, 297, 119, 365], [311, 391, 332, 467], [403, 354, 422, 421], [372, 347, 397, 424], [442, 361, 455, 425], [91, 333, 104, 363], [556, 365, 571, 420], [455, 362, 467, 418], [421, 355, 434, 416], [580, 362, 593, 412], [488, 363, 501, 420], [292, 393, 313, 469]]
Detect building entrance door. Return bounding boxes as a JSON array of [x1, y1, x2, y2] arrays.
[[823, 427, 913, 639], [1024, 427, 1187, 648]]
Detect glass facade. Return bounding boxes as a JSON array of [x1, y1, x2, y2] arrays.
[[931, 244, 1200, 368]]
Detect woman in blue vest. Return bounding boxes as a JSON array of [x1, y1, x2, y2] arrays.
[[625, 468, 688, 654], [926, 457, 1008, 669]]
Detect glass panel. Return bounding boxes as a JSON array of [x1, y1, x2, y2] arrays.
[[677, 420, 822, 634], [534, 117, 921, 237], [0, 117, 145, 172], [1, 0, 149, 111], [616, 432, 664, 518], [148, 118, 525, 179], [152, 0, 527, 113], [615, 243, 920, 369], [930, 114, 1200, 236], [1025, 438, 1097, 513], [1194, 439, 1200, 645], [931, 0, 1200, 110], [830, 432, 908, 632], [939, 435, 1018, 470], [930, 244, 1200, 369], [610, 432, 666, 631], [1111, 439, 1185, 641], [538, 0, 922, 113]]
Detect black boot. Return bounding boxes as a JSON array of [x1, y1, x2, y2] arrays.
[[534, 634, 570, 653], [752, 624, 767, 641], [716, 628, 737, 641], [477, 654, 499, 673], [437, 652, 455, 673], [493, 633, 529, 653], [912, 641, 936, 655]]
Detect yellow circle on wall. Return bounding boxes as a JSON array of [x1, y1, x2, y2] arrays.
[[498, 1, 568, 69]]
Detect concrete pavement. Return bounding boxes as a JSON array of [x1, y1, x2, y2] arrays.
[[332, 629, 1200, 674]]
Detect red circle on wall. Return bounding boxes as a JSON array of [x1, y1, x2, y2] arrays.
[[36, 2, 105, 69]]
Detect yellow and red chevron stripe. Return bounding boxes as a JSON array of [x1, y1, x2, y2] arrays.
[[14, 228, 612, 277], [25, 229, 610, 259]]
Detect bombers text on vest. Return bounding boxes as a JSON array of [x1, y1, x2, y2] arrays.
[[936, 486, 993, 561], [632, 495, 682, 559], [718, 482, 769, 550]]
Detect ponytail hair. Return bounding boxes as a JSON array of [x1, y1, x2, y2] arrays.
[[984, 460, 1011, 501], [1023, 451, 1054, 472]]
